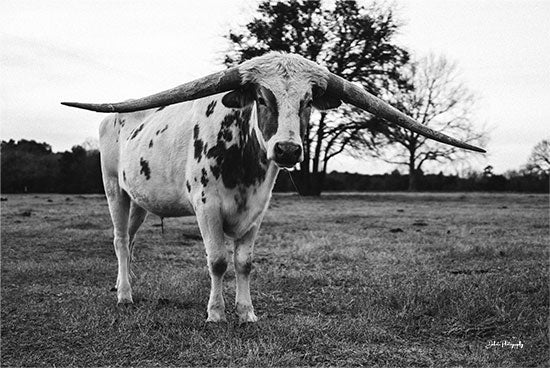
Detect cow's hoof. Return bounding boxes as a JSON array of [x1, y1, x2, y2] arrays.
[[236, 304, 258, 323], [238, 312, 258, 324], [117, 297, 133, 305], [117, 289, 133, 305], [206, 309, 227, 323]]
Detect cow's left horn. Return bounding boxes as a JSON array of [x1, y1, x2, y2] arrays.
[[61, 67, 243, 113], [324, 72, 486, 153]]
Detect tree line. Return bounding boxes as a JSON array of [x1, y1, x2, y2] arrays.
[[2, 139, 547, 194], [1, 140, 103, 194], [275, 168, 548, 193]]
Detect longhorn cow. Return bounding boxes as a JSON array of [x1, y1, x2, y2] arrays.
[[62, 52, 484, 323]]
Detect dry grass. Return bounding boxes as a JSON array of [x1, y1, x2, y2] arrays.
[[1, 192, 548, 367]]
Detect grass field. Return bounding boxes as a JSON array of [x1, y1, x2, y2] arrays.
[[1, 192, 548, 367]]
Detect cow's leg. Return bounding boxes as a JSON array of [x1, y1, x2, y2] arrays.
[[128, 202, 148, 279], [104, 177, 133, 304], [234, 224, 259, 323], [195, 207, 227, 322]]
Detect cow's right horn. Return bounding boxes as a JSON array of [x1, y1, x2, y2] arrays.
[[61, 67, 243, 113], [324, 71, 486, 153]]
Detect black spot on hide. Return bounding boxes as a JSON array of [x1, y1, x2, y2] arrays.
[[257, 87, 278, 141], [218, 128, 233, 142], [201, 191, 206, 204], [114, 117, 125, 128], [217, 112, 236, 143], [149, 139, 153, 148], [211, 259, 227, 276], [207, 141, 225, 167], [194, 140, 204, 162], [206, 108, 266, 189], [221, 129, 267, 189], [206, 100, 217, 117], [201, 168, 209, 187], [242, 261, 252, 275], [139, 158, 151, 180], [156, 125, 168, 136], [193, 124, 204, 162], [234, 187, 247, 213], [210, 165, 221, 179], [122, 171, 126, 182], [130, 124, 144, 140], [186, 180, 191, 192]]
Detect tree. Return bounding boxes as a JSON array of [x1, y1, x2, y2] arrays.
[[1, 139, 60, 193], [80, 137, 100, 152], [1, 139, 104, 194], [360, 54, 487, 190], [225, 0, 409, 195], [58, 145, 104, 193], [525, 139, 550, 175]]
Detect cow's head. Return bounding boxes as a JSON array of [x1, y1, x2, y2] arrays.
[[219, 54, 342, 167], [61, 53, 486, 159]]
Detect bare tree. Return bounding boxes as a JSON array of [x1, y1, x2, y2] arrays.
[[80, 137, 100, 152], [359, 54, 487, 190], [525, 139, 550, 175]]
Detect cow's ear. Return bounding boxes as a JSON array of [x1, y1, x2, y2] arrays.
[[312, 85, 341, 110], [222, 85, 255, 108]]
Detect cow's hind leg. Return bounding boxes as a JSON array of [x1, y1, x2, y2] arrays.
[[128, 202, 148, 278], [104, 177, 133, 304], [195, 206, 227, 322], [234, 225, 259, 323]]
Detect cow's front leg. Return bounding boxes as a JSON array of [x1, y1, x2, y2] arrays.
[[196, 207, 227, 322], [234, 225, 259, 323], [103, 178, 133, 304]]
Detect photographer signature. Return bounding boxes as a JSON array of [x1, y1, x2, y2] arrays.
[[485, 339, 524, 349]]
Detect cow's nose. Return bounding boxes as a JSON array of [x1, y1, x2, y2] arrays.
[[274, 142, 302, 167]]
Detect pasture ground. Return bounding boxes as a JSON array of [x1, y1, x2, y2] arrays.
[[1, 192, 548, 367]]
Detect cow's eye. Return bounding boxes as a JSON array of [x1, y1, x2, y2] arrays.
[[258, 97, 266, 106]]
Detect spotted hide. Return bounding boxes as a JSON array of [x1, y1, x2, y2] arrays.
[[96, 53, 343, 323]]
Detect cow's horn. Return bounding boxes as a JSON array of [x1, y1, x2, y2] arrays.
[[324, 72, 486, 153], [61, 67, 242, 113]]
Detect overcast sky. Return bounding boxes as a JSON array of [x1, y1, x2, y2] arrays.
[[1, 0, 548, 175]]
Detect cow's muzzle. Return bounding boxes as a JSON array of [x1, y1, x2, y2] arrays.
[[273, 142, 302, 168]]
